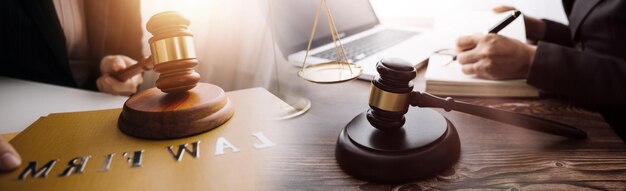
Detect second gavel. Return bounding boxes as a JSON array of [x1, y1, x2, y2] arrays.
[[335, 58, 587, 183], [113, 11, 200, 94], [367, 58, 587, 138]]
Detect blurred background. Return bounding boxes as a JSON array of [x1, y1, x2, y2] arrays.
[[138, 0, 568, 91]]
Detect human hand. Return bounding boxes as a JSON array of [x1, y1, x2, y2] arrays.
[[96, 55, 144, 96], [0, 136, 21, 171], [456, 33, 536, 80], [492, 5, 546, 41]]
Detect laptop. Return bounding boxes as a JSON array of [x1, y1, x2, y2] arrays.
[[272, 0, 436, 80]]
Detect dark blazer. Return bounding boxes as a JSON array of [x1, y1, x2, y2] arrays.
[[527, 0, 626, 108], [526, 0, 626, 140], [0, 0, 143, 91]]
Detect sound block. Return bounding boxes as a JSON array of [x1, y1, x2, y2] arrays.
[[118, 83, 234, 139], [335, 108, 460, 183]]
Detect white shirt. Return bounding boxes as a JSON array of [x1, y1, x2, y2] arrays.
[[52, 0, 90, 87]]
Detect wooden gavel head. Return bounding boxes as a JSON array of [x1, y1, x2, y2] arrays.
[[336, 58, 460, 183], [146, 11, 200, 94], [366, 58, 416, 131]]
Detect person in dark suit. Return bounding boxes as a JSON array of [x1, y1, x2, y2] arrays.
[[455, 1, 626, 140], [0, 0, 143, 171], [0, 0, 144, 94]]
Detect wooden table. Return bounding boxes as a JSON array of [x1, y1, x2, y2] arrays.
[[1, 68, 624, 190], [261, 66, 626, 190]]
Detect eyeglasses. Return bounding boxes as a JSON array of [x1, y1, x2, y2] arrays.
[[433, 48, 457, 66]]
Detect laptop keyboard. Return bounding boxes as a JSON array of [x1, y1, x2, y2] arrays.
[[312, 29, 419, 62]]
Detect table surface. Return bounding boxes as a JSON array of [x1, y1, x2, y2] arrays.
[[0, 77, 128, 134], [262, 65, 626, 190], [2, 67, 625, 190]]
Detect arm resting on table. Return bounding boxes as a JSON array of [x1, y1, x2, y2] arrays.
[[528, 42, 626, 109]]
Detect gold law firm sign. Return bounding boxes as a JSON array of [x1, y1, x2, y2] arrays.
[[17, 132, 276, 180], [1, 88, 287, 190]]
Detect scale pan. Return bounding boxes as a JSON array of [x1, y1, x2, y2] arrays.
[[298, 61, 362, 83]]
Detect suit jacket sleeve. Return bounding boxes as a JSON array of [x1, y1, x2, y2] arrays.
[[541, 19, 574, 47], [527, 42, 626, 109]]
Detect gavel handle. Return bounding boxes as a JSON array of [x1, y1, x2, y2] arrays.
[[411, 91, 587, 139], [112, 56, 153, 81]]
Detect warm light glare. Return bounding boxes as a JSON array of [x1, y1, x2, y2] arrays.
[[136, 0, 567, 91], [369, 0, 567, 24], [141, 0, 212, 19]]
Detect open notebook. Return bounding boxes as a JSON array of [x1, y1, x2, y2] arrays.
[[425, 11, 539, 97]]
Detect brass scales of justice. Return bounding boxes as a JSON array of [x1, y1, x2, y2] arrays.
[[297, 0, 363, 83]]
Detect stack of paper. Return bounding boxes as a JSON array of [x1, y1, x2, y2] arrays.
[[425, 54, 539, 97]]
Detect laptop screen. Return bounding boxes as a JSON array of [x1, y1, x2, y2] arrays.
[[271, 0, 379, 58]]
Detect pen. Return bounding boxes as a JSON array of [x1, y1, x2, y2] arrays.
[[485, 10, 522, 34], [450, 10, 522, 61]]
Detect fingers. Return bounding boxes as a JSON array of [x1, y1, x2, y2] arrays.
[[97, 74, 141, 96], [99, 55, 139, 74], [461, 62, 477, 75], [100, 55, 127, 74], [492, 5, 516, 13], [97, 55, 144, 96], [456, 48, 484, 64], [460, 61, 496, 80], [0, 137, 21, 171], [119, 55, 138, 67], [456, 34, 492, 78], [456, 34, 483, 51], [96, 74, 113, 94], [457, 34, 501, 64], [456, 34, 487, 65]]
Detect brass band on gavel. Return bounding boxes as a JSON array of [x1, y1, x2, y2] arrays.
[[368, 83, 410, 112], [149, 35, 196, 65]]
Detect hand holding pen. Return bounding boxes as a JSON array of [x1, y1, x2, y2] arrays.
[[454, 10, 538, 80]]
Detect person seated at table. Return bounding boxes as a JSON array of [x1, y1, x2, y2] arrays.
[[1, 0, 143, 96], [455, 2, 626, 140], [0, 0, 143, 171]]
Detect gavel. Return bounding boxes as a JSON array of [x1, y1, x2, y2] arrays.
[[335, 57, 586, 183], [112, 11, 200, 94], [367, 58, 587, 138], [116, 11, 234, 140]]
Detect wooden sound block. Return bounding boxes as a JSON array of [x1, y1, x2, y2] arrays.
[[335, 108, 461, 183], [118, 83, 234, 139]]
